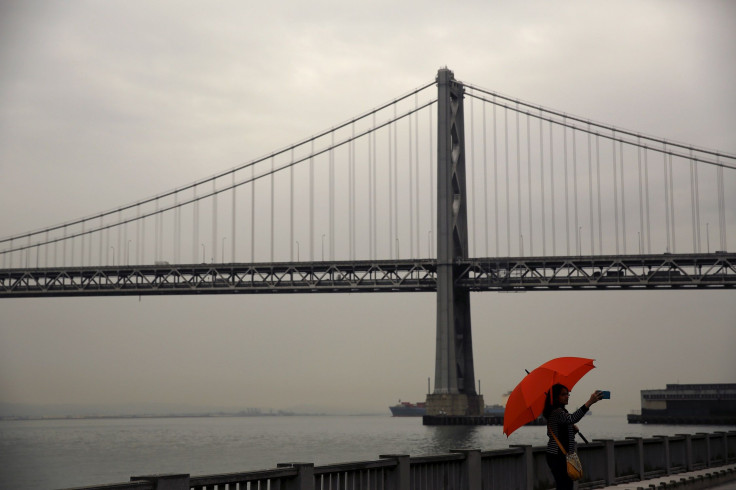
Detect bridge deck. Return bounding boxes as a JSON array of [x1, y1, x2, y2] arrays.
[[1, 253, 734, 298]]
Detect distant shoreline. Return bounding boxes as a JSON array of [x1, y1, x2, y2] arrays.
[[0, 411, 387, 421]]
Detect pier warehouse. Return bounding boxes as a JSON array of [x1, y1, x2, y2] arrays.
[[628, 384, 736, 425]]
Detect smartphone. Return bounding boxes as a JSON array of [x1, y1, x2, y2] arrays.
[[599, 390, 611, 399]]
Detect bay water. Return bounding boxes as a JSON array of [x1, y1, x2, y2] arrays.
[[1, 414, 732, 489]]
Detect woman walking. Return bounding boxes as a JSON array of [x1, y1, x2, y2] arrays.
[[543, 384, 604, 490]]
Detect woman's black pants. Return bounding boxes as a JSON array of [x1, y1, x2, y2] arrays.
[[546, 452, 573, 490]]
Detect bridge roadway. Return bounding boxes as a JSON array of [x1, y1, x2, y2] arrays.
[[2, 252, 734, 298]]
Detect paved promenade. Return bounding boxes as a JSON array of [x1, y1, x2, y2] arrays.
[[598, 463, 736, 490]]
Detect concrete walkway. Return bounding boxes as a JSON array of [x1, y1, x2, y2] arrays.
[[597, 463, 736, 489]]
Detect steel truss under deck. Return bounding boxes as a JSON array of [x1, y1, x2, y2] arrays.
[[1, 253, 734, 298]]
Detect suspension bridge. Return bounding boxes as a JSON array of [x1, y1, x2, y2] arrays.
[[2, 68, 734, 416]]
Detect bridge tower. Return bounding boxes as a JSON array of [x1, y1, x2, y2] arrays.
[[425, 68, 485, 416]]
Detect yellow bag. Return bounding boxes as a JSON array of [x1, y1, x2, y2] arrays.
[[550, 427, 584, 481], [565, 451, 583, 481]]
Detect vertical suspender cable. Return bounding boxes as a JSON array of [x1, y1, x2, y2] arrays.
[[389, 111, 394, 259], [644, 148, 651, 253], [669, 154, 676, 252], [80, 221, 85, 267], [563, 119, 569, 254], [540, 109, 546, 256], [637, 142, 644, 255], [118, 210, 123, 266], [271, 156, 275, 263], [154, 201, 159, 263], [251, 163, 256, 262], [516, 104, 521, 256], [415, 94, 420, 260], [694, 150, 701, 253], [330, 133, 335, 261], [409, 104, 416, 258], [193, 186, 198, 263], [140, 211, 145, 265], [483, 102, 489, 256], [290, 149, 294, 261], [572, 130, 579, 255], [505, 107, 510, 256], [612, 133, 619, 255], [213, 180, 218, 263], [469, 96, 476, 257], [393, 104, 399, 259], [494, 100, 499, 256], [176, 192, 182, 263], [429, 107, 434, 258], [231, 173, 236, 263], [549, 121, 555, 255], [309, 140, 314, 262], [663, 144, 671, 253], [620, 141, 627, 255], [596, 135, 602, 255], [329, 133, 335, 261], [588, 127, 594, 256], [351, 123, 356, 261], [369, 112, 378, 259], [369, 116, 374, 260], [689, 150, 696, 252], [717, 157, 726, 250], [563, 121, 570, 254], [69, 226, 74, 266], [527, 112, 533, 256]]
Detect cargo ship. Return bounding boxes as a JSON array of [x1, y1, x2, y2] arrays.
[[627, 383, 736, 425], [389, 401, 426, 417], [389, 401, 506, 417]]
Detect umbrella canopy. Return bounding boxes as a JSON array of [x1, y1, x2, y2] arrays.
[[503, 357, 595, 437]]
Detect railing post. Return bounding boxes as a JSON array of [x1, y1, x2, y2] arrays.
[[379, 454, 410, 490], [698, 432, 712, 467], [510, 445, 534, 490], [131, 474, 190, 490], [451, 449, 481, 490], [677, 434, 694, 471], [277, 463, 315, 490], [716, 431, 730, 464], [626, 437, 645, 481], [654, 435, 671, 475], [594, 439, 616, 485]]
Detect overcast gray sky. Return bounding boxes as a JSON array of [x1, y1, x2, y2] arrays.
[[1, 1, 735, 422]]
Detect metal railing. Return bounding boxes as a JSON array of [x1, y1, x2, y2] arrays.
[[59, 430, 736, 490]]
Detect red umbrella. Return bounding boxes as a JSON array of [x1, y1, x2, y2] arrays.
[[503, 357, 595, 437]]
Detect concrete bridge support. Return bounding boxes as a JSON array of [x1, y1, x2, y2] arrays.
[[426, 68, 484, 417]]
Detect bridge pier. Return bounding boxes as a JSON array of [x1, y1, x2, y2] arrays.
[[426, 68, 484, 418]]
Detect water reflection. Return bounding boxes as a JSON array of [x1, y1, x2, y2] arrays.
[[423, 425, 482, 453]]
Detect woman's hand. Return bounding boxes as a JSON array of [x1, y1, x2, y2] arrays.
[[585, 390, 604, 408]]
